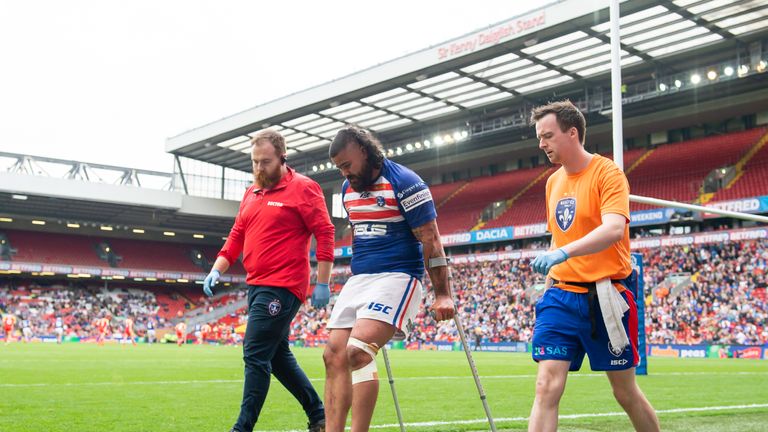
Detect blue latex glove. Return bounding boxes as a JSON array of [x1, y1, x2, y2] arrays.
[[311, 282, 330, 308], [531, 249, 569, 275], [203, 269, 221, 297]]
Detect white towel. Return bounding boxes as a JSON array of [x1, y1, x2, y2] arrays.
[[596, 278, 630, 355]]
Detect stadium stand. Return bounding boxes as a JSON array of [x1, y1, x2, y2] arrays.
[[0, 229, 248, 275], [4, 230, 106, 267], [435, 166, 550, 233], [106, 238, 202, 272], [711, 128, 768, 201], [628, 128, 766, 210]]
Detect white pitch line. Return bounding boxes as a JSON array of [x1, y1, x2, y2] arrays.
[[0, 379, 242, 387], [2, 371, 766, 388], [254, 403, 768, 432]]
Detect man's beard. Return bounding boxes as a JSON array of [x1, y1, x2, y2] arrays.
[[347, 160, 377, 192], [255, 167, 281, 189]]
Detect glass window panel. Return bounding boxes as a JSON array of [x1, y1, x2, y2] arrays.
[[549, 44, 610, 66], [320, 102, 361, 116], [647, 33, 722, 56], [633, 26, 708, 50], [408, 72, 460, 89], [459, 91, 512, 108], [460, 53, 519, 73], [516, 76, 573, 93], [624, 18, 694, 45], [522, 31, 589, 55], [369, 118, 413, 131], [433, 81, 488, 99], [283, 114, 320, 127], [361, 88, 407, 104], [411, 105, 460, 120]]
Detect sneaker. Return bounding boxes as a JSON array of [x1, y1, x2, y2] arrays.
[[308, 419, 326, 432]]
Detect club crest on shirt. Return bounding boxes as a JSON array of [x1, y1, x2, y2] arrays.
[[555, 197, 576, 232], [376, 196, 386, 207], [268, 299, 281, 316], [608, 341, 626, 357]]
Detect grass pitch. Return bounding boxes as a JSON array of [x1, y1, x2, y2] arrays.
[[1, 343, 767, 431]]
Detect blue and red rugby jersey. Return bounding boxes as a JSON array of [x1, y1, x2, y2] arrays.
[[342, 159, 437, 279]]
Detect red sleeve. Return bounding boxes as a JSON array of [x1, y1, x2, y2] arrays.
[[217, 188, 249, 265], [300, 180, 335, 262]]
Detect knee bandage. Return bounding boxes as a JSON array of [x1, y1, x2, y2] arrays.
[[348, 337, 379, 385]]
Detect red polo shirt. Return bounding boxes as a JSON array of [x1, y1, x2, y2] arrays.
[[218, 167, 335, 301]]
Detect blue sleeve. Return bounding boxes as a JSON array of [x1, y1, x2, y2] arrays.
[[393, 167, 437, 229], [341, 181, 350, 219]]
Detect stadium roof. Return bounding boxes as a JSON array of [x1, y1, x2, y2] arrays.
[[0, 152, 239, 239], [167, 0, 768, 174]]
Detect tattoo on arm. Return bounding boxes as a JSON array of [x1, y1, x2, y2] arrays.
[[412, 220, 451, 298]]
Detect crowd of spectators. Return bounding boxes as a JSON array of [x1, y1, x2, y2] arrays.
[[2, 239, 766, 346], [0, 284, 160, 337]]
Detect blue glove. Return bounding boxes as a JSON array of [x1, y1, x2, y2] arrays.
[[311, 282, 330, 308], [531, 249, 569, 275], [203, 269, 221, 297]]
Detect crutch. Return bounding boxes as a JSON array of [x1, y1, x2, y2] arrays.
[[381, 336, 406, 432], [454, 313, 497, 431]]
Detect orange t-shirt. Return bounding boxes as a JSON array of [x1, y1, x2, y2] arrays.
[[545, 154, 631, 294]]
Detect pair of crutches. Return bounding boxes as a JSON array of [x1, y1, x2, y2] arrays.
[[381, 313, 497, 432]]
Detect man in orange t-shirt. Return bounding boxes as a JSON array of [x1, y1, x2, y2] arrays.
[[527, 100, 658, 432]]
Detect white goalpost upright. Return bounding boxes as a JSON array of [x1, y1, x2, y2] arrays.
[[610, 0, 625, 172]]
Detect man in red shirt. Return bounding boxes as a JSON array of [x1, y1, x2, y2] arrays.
[[175, 321, 187, 347], [200, 323, 212, 344], [123, 317, 136, 346], [3, 314, 16, 344], [94, 314, 111, 346], [203, 129, 334, 432]]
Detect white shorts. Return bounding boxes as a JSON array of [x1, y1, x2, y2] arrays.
[[23, 328, 32, 337], [55, 328, 63, 336], [327, 272, 423, 336]]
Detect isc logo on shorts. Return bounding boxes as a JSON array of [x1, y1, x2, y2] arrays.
[[367, 302, 392, 315]]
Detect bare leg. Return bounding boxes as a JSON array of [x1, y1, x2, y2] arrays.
[[528, 360, 570, 432], [606, 368, 660, 432], [323, 328, 352, 432]]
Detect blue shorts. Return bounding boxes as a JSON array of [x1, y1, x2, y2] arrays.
[[532, 287, 639, 371]]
